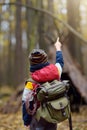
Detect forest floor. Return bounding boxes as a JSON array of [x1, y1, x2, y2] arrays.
[[0, 106, 87, 130], [0, 86, 87, 130]]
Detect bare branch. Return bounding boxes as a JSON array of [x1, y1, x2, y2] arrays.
[[0, 2, 87, 44]]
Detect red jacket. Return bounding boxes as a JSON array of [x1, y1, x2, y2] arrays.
[[31, 64, 60, 83]]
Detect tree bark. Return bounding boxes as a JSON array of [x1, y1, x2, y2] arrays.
[[37, 0, 47, 51], [67, 0, 82, 64], [6, 7, 14, 86], [47, 0, 54, 29], [26, 0, 32, 54], [14, 0, 24, 86], [63, 45, 87, 103]]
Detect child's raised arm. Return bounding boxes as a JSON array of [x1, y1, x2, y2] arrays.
[[54, 37, 64, 78]]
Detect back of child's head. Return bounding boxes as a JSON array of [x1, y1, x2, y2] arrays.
[[29, 49, 49, 72]]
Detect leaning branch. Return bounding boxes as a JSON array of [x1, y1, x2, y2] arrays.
[[0, 2, 87, 44]]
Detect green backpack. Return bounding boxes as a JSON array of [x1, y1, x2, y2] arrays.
[[35, 80, 70, 123], [26, 79, 72, 130]]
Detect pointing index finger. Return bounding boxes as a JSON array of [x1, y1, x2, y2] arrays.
[[57, 37, 59, 42]]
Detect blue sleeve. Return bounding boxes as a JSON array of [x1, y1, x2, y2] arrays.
[[22, 101, 33, 126], [56, 51, 64, 68]]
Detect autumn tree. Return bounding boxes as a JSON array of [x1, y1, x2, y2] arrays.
[[67, 0, 82, 64]]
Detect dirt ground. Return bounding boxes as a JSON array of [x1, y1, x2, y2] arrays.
[[0, 106, 87, 130], [0, 87, 87, 130]]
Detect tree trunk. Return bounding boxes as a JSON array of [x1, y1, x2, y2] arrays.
[[47, 0, 54, 30], [37, 0, 47, 51], [6, 7, 14, 86], [26, 0, 32, 54], [81, 45, 87, 75], [14, 0, 24, 86], [7, 26, 13, 85], [67, 0, 82, 64]]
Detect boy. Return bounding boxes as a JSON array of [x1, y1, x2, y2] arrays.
[[22, 37, 64, 130]]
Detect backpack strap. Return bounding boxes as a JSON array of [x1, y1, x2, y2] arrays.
[[25, 78, 40, 115], [68, 112, 73, 130]]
